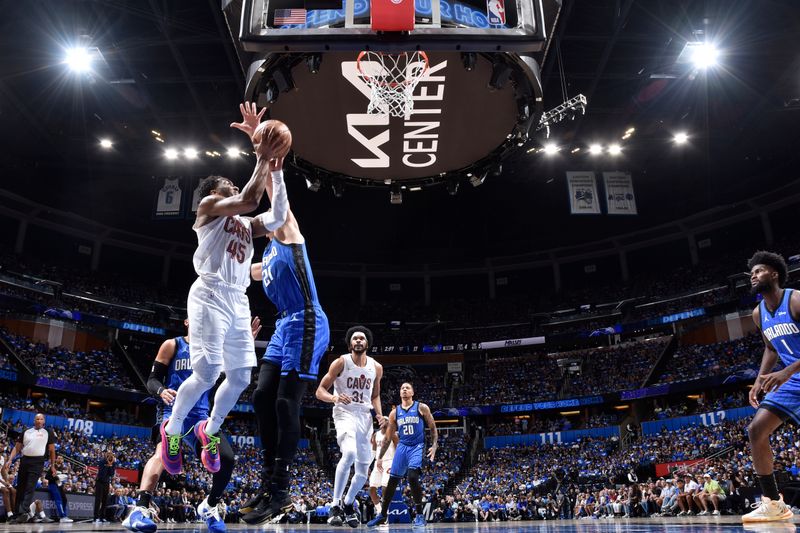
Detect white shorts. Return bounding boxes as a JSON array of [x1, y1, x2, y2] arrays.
[[187, 278, 256, 371], [369, 457, 392, 487], [333, 408, 373, 464]]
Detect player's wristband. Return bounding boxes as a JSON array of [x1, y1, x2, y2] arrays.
[[270, 170, 284, 181]]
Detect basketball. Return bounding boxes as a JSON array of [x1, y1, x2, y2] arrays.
[[253, 119, 292, 159]]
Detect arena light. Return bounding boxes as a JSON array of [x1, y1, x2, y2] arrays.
[[65, 47, 92, 73], [99, 139, 113, 149], [543, 143, 559, 156], [164, 148, 179, 160], [691, 43, 719, 69], [673, 132, 689, 145], [589, 143, 603, 155], [226, 147, 240, 158], [184, 148, 198, 159], [607, 143, 622, 156]]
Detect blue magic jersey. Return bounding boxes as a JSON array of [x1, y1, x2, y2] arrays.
[[161, 337, 210, 421], [396, 401, 425, 446], [761, 289, 800, 381], [262, 239, 322, 313]]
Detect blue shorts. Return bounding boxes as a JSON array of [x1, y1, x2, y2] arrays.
[[390, 442, 424, 478], [761, 384, 800, 424], [264, 306, 329, 381]]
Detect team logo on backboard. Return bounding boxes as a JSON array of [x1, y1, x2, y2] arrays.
[[487, 0, 505, 25]]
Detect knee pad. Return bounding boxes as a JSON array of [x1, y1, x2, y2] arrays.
[[354, 461, 370, 478], [192, 359, 222, 385], [275, 396, 301, 424], [407, 468, 421, 486], [224, 366, 252, 391]]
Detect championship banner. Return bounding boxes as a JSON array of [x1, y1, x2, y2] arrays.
[[603, 171, 637, 215], [153, 177, 183, 218], [566, 171, 601, 214]]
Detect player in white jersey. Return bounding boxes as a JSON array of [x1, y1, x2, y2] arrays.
[[368, 423, 397, 516], [316, 326, 385, 527], [161, 102, 292, 476]]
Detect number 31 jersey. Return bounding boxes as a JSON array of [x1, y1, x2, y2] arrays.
[[193, 215, 253, 289], [333, 353, 376, 415]]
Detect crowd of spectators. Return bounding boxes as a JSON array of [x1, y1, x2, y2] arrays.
[[0, 328, 137, 390], [560, 337, 670, 398], [458, 353, 560, 406], [653, 334, 763, 386]]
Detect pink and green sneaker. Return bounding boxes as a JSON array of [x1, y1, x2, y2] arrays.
[[159, 420, 183, 475], [194, 420, 221, 473]]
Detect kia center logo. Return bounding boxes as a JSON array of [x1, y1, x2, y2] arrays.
[[267, 52, 519, 181]]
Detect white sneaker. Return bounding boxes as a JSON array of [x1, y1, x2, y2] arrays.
[[374, 503, 382, 516], [698, 510, 708, 516], [677, 511, 686, 516], [712, 510, 720, 516], [60, 517, 74, 523], [742, 495, 794, 523]]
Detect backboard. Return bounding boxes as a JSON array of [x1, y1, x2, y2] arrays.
[[237, 0, 548, 52]]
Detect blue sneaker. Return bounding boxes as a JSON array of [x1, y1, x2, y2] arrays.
[[122, 506, 157, 533], [367, 513, 387, 528], [413, 514, 426, 528], [197, 498, 226, 533]]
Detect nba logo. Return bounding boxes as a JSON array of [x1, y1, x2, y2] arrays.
[[487, 0, 505, 25]]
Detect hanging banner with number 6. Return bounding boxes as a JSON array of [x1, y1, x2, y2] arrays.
[[153, 177, 183, 218]]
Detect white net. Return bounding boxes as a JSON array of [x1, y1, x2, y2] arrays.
[[356, 51, 429, 118]]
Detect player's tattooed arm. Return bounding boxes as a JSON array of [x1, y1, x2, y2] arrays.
[[372, 362, 385, 427], [378, 409, 397, 460], [420, 403, 438, 460]]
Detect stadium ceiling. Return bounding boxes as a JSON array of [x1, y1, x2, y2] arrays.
[[0, 0, 798, 260]]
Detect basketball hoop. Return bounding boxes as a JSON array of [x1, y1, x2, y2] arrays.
[[356, 51, 429, 118]]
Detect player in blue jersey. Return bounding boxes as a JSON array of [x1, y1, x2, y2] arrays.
[[368, 382, 438, 529], [241, 161, 330, 524], [123, 318, 260, 533], [742, 251, 796, 523]]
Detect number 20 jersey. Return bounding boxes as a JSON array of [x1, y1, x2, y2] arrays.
[[332, 353, 376, 415], [397, 401, 425, 446], [192, 215, 253, 289]]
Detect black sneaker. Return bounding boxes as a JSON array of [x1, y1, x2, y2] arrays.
[[240, 492, 270, 515], [328, 504, 344, 526], [10, 514, 31, 524], [344, 503, 360, 528], [242, 491, 291, 525]]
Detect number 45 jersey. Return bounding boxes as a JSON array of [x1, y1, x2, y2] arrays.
[[193, 215, 253, 288], [333, 353, 377, 415]]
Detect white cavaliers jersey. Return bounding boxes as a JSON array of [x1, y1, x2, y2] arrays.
[[374, 429, 396, 462], [192, 214, 253, 288], [333, 353, 377, 415]]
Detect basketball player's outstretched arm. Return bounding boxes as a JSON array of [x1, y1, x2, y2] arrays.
[[419, 403, 438, 461], [315, 356, 352, 404], [371, 362, 386, 427], [378, 409, 398, 464], [251, 156, 289, 238]]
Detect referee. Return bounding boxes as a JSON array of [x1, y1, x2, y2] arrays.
[[2, 413, 56, 524]]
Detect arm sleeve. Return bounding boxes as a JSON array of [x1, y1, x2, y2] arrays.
[[147, 361, 169, 397], [255, 170, 288, 231]]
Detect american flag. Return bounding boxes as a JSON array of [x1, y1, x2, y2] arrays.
[[274, 8, 307, 25]]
